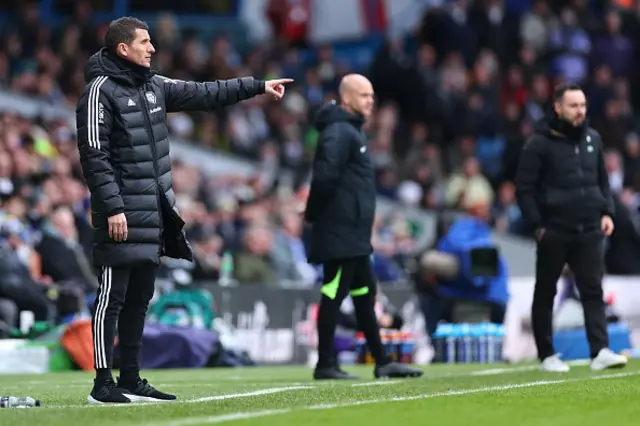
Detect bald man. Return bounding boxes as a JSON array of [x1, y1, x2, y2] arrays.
[[305, 74, 423, 380]]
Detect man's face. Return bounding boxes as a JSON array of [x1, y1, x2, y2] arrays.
[[119, 29, 155, 68], [346, 84, 375, 118], [555, 89, 587, 127]]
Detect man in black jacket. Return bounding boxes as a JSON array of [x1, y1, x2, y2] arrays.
[[515, 84, 627, 373], [76, 17, 291, 404], [305, 74, 422, 380]]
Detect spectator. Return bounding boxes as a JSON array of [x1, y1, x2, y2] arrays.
[[492, 181, 524, 235], [592, 10, 634, 80], [191, 232, 224, 281], [0, 218, 57, 323], [444, 157, 494, 209], [234, 225, 276, 285], [270, 210, 317, 287], [36, 205, 98, 293]]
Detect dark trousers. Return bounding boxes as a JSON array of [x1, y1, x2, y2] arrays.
[[92, 262, 156, 378], [532, 229, 608, 360], [0, 298, 18, 328], [0, 282, 56, 323], [316, 255, 388, 368]]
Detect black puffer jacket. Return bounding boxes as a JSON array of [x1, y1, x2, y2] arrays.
[[305, 102, 376, 263], [515, 117, 614, 234], [76, 48, 265, 267]]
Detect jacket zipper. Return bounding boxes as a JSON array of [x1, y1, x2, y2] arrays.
[[139, 86, 164, 254], [575, 142, 585, 232], [574, 144, 585, 195]]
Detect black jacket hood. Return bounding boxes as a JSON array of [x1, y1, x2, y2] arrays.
[[84, 47, 155, 87], [534, 111, 588, 142], [534, 117, 554, 137], [314, 101, 365, 132]]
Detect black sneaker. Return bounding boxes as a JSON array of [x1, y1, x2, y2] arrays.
[[374, 361, 424, 379], [313, 366, 360, 380], [118, 377, 176, 402], [87, 378, 131, 404]]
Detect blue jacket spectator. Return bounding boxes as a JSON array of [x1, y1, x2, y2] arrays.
[[434, 216, 509, 307]]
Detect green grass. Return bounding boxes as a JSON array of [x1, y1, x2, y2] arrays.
[[2, 360, 640, 425]]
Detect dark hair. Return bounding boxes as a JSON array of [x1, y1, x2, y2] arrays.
[[553, 83, 583, 103], [104, 17, 149, 53]]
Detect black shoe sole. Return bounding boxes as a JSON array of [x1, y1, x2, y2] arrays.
[[313, 374, 360, 380], [375, 370, 424, 379]]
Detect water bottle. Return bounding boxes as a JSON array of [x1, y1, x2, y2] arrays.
[[447, 324, 459, 364], [400, 332, 414, 364], [355, 332, 366, 364], [432, 324, 445, 363], [495, 324, 505, 362], [469, 324, 480, 363], [486, 323, 498, 363], [389, 331, 400, 361], [475, 323, 489, 363], [458, 324, 472, 363], [0, 397, 40, 408], [218, 251, 234, 287], [380, 329, 391, 360]]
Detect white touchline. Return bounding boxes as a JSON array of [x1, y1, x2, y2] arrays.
[[54, 386, 314, 409], [160, 410, 291, 425], [472, 366, 538, 375], [187, 386, 313, 403], [472, 359, 592, 376], [155, 371, 640, 426], [351, 380, 402, 387]]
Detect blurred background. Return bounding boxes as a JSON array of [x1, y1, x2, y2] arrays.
[[1, 0, 640, 370]]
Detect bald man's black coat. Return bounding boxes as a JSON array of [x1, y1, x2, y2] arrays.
[[304, 102, 376, 264]]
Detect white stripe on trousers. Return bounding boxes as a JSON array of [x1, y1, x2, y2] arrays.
[[88, 76, 108, 150], [87, 75, 109, 369], [94, 266, 112, 369]]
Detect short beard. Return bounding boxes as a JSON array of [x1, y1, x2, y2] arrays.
[[553, 113, 586, 139]]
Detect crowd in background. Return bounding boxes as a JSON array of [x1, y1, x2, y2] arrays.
[[1, 0, 640, 325]]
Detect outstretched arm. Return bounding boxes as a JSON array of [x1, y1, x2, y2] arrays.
[[159, 75, 293, 112]]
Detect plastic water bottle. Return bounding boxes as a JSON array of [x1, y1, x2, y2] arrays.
[[486, 323, 498, 363], [380, 329, 391, 360], [0, 397, 40, 408], [447, 324, 459, 364], [494, 324, 505, 362], [432, 324, 447, 363], [355, 332, 366, 364], [475, 323, 489, 363], [389, 331, 400, 361], [469, 324, 481, 363], [400, 332, 414, 364], [434, 323, 454, 363], [458, 324, 472, 363], [218, 251, 234, 287]]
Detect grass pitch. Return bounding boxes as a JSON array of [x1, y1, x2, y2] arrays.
[[1, 360, 640, 425]]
